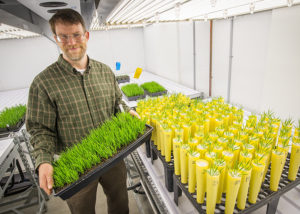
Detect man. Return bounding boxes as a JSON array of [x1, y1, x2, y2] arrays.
[[26, 9, 138, 214]]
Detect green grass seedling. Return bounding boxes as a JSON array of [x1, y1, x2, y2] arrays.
[[0, 104, 26, 128], [121, 83, 144, 97], [53, 113, 146, 188]]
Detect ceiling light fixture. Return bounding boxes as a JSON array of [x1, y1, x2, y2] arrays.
[[223, 9, 228, 19], [175, 3, 181, 20], [287, 0, 293, 7], [39, 1, 67, 7], [155, 12, 159, 24], [210, 0, 217, 7], [249, 3, 255, 14], [204, 14, 208, 22]]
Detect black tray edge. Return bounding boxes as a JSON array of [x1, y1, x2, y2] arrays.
[[145, 90, 167, 97]]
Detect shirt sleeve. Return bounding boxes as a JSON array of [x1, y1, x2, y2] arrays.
[[26, 79, 57, 170], [113, 74, 130, 113]]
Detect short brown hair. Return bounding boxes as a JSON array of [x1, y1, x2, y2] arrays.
[[49, 9, 86, 34]]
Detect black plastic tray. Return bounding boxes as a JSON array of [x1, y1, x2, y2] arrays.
[[145, 90, 167, 97], [0, 115, 25, 138], [123, 93, 146, 102], [116, 75, 130, 84], [150, 141, 174, 192], [173, 153, 300, 214], [54, 124, 153, 200]]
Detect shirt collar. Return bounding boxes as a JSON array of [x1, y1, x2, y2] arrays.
[[56, 54, 92, 75]]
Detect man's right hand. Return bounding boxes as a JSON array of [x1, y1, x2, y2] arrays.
[[38, 163, 54, 195]]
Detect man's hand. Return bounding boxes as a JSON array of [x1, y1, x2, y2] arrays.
[[129, 109, 141, 119], [38, 163, 54, 195]]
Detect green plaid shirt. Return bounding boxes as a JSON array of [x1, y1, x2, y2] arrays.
[[26, 54, 129, 169]]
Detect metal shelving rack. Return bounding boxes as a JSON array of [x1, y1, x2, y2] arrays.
[[0, 130, 48, 214], [173, 153, 300, 214]]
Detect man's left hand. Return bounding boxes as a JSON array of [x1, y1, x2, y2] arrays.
[[129, 109, 140, 119]]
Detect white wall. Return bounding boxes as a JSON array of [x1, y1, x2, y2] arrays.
[[261, 6, 300, 119], [212, 19, 231, 99], [195, 21, 210, 95], [0, 28, 145, 91], [213, 5, 300, 120], [230, 11, 272, 112], [0, 37, 58, 91], [88, 28, 145, 74], [177, 22, 194, 88], [144, 23, 180, 83]]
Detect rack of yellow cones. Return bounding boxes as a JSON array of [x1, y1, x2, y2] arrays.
[[137, 94, 300, 214]]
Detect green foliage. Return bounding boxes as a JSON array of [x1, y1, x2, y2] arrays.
[[140, 81, 166, 93], [53, 113, 146, 188], [0, 104, 26, 128], [121, 83, 144, 97]]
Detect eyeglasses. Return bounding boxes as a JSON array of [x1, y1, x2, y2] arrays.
[[56, 33, 86, 43]]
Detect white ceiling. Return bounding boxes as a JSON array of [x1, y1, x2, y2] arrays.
[[0, 0, 299, 39]]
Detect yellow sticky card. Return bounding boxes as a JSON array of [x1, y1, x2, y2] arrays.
[[134, 67, 142, 79]]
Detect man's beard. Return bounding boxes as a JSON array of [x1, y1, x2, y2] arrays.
[[63, 44, 86, 61]]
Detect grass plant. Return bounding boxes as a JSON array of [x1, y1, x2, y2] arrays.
[[121, 83, 144, 97], [140, 81, 166, 93], [0, 104, 26, 128], [53, 113, 146, 188]]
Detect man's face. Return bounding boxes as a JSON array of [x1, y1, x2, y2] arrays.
[[54, 22, 89, 62]]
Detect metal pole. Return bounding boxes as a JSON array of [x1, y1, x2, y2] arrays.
[[227, 18, 234, 103], [193, 20, 196, 90]]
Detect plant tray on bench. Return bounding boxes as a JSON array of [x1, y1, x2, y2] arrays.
[[116, 75, 130, 84], [123, 93, 146, 102], [54, 124, 153, 200], [144, 89, 167, 97]]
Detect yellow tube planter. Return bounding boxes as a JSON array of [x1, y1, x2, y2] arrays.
[[191, 120, 197, 137], [164, 128, 173, 162], [270, 150, 285, 191], [188, 152, 200, 193], [195, 132, 205, 144], [216, 127, 225, 137], [209, 132, 219, 143], [224, 131, 234, 142], [197, 144, 208, 159], [218, 137, 229, 150], [229, 126, 238, 136], [173, 137, 182, 175], [150, 116, 157, 145], [232, 145, 241, 164], [188, 138, 199, 151], [213, 145, 223, 159], [180, 144, 190, 184], [183, 123, 192, 144], [248, 161, 265, 204], [243, 143, 255, 157], [225, 170, 241, 214], [205, 151, 217, 167], [223, 115, 229, 130], [204, 119, 210, 135], [209, 116, 216, 132], [249, 136, 259, 149], [288, 142, 300, 181], [237, 167, 252, 210], [214, 159, 226, 204], [196, 159, 209, 204], [206, 168, 220, 214], [222, 150, 234, 193], [157, 122, 163, 151], [239, 151, 253, 164], [239, 131, 249, 144], [175, 128, 184, 142]]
